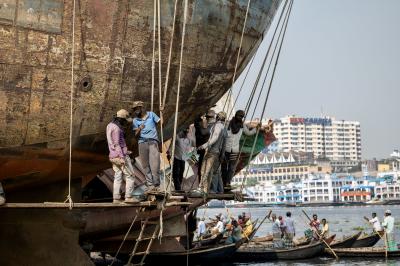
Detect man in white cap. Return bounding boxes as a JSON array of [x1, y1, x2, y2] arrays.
[[132, 101, 162, 192], [106, 109, 138, 203], [382, 209, 397, 251]]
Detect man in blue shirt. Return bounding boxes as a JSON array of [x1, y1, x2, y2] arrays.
[[132, 101, 162, 191]]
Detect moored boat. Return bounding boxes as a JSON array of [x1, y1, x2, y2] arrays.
[[327, 247, 400, 258], [234, 241, 325, 261], [351, 232, 381, 248], [330, 231, 362, 249]]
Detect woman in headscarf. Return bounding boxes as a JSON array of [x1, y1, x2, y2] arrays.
[[221, 110, 257, 191]]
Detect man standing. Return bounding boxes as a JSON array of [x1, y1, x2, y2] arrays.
[[222, 110, 256, 191], [168, 127, 196, 191], [106, 109, 137, 203], [270, 213, 283, 248], [382, 210, 397, 251], [197, 217, 207, 240], [284, 212, 296, 244], [132, 101, 162, 192], [194, 110, 216, 183], [197, 111, 227, 195], [364, 212, 383, 233]]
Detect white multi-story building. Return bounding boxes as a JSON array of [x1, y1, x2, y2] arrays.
[[374, 183, 400, 200], [273, 116, 361, 164]]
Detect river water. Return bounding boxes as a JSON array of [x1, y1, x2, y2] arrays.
[[94, 205, 400, 266], [204, 205, 400, 266]]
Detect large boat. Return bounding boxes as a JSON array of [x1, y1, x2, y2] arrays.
[[0, 0, 282, 265]]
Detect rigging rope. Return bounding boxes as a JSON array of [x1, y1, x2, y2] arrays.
[[159, 0, 188, 239], [64, 0, 76, 210], [239, 0, 293, 193], [163, 0, 178, 107], [222, 0, 251, 117], [151, 0, 156, 112], [222, 0, 289, 193]]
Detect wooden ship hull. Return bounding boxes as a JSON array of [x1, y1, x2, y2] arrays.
[[0, 0, 282, 265]]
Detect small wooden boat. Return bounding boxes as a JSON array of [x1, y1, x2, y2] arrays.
[[252, 234, 273, 243], [327, 247, 400, 258], [295, 234, 336, 246], [330, 231, 362, 249], [351, 232, 381, 248], [146, 243, 239, 264], [192, 233, 223, 247], [234, 241, 325, 261]]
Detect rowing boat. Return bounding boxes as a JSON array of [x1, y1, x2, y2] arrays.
[[327, 247, 400, 257], [351, 232, 381, 248], [330, 231, 362, 249], [234, 241, 325, 261]]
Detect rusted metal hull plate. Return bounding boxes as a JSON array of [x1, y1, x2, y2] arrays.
[[0, 0, 282, 190]]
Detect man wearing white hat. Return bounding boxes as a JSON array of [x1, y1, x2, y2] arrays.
[[382, 209, 397, 251], [106, 109, 138, 203]]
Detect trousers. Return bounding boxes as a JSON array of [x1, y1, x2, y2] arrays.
[[199, 152, 219, 193], [172, 158, 185, 191], [111, 155, 135, 200], [138, 140, 161, 187]]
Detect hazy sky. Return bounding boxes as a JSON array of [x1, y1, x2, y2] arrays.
[[233, 0, 400, 160]]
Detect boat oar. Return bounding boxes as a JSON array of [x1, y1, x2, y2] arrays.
[[383, 231, 388, 259], [302, 210, 339, 260], [363, 216, 387, 258], [247, 210, 272, 241]]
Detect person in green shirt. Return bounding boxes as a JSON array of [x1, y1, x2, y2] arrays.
[[382, 209, 397, 251]]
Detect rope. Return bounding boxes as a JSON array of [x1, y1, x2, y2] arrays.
[[65, 0, 76, 211], [163, 0, 178, 107], [157, 0, 162, 107], [151, 0, 156, 112], [159, 0, 188, 239], [221, 0, 289, 193], [239, 0, 293, 193], [222, 0, 251, 116]]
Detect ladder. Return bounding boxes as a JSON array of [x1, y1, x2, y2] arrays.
[[125, 217, 160, 266]]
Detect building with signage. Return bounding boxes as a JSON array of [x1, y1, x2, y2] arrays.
[[273, 115, 361, 169]]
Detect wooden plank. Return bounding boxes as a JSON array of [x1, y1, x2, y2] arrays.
[[0, 202, 156, 209], [0, 200, 192, 209]]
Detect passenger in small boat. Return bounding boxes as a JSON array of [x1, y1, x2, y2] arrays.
[[309, 214, 320, 240], [243, 215, 254, 239], [283, 212, 296, 248], [320, 218, 329, 238], [225, 219, 243, 244], [382, 210, 397, 251], [364, 212, 383, 233], [270, 213, 284, 248], [197, 217, 207, 240], [211, 215, 225, 235]]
